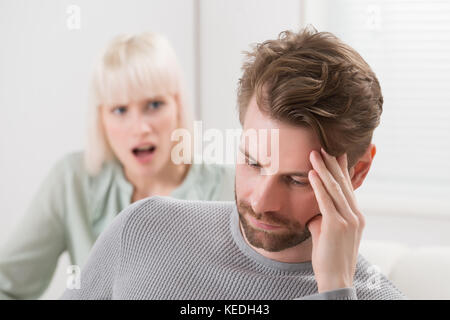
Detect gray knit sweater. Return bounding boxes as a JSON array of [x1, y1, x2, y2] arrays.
[[61, 196, 406, 300]]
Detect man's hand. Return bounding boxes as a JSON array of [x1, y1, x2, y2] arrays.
[[306, 148, 365, 293]]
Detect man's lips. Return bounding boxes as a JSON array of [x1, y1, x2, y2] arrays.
[[247, 214, 283, 231]]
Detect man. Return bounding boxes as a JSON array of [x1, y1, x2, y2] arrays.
[[61, 26, 406, 300]]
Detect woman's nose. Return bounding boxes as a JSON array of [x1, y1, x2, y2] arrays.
[[139, 119, 152, 133], [131, 115, 153, 134]]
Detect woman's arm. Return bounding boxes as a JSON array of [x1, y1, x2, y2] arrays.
[[0, 159, 67, 300]]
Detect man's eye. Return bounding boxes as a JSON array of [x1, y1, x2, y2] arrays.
[[245, 156, 260, 168], [147, 100, 163, 110], [112, 106, 127, 115], [286, 176, 308, 186]]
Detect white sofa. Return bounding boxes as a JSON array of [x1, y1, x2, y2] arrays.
[[359, 240, 450, 299], [41, 240, 450, 300]]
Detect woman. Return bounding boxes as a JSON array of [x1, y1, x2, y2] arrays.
[[0, 32, 234, 299]]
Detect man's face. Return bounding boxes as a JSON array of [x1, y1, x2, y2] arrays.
[[235, 94, 322, 252]]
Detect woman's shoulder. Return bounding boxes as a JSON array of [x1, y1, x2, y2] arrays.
[[52, 151, 119, 179], [46, 151, 122, 193], [25, 151, 92, 224], [189, 162, 235, 183], [55, 150, 84, 171], [42, 151, 85, 184], [43, 151, 130, 217], [188, 162, 235, 201], [46, 151, 91, 186]]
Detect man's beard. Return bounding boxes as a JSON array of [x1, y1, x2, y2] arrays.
[[235, 191, 311, 252]]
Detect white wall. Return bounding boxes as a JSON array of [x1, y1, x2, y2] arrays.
[[199, 0, 302, 131]]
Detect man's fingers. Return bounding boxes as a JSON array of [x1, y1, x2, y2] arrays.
[[310, 151, 356, 221], [336, 152, 365, 226], [329, 150, 359, 214], [321, 149, 354, 201], [308, 169, 340, 223]]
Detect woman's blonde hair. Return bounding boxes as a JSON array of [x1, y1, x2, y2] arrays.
[[84, 32, 193, 176]]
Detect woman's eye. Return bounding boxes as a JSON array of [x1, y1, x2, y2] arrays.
[[147, 100, 163, 110], [112, 106, 127, 115]]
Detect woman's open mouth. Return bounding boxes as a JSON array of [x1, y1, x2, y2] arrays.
[[132, 145, 157, 164]]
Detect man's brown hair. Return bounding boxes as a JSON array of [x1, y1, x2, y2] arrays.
[[237, 25, 383, 169]]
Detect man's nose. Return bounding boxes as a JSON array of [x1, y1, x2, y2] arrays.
[[250, 176, 282, 215]]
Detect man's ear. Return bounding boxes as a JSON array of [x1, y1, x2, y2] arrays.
[[349, 144, 377, 190]]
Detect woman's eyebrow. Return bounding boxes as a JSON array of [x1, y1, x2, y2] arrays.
[[144, 94, 165, 100]]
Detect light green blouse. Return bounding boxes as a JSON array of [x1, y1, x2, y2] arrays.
[[0, 151, 235, 299]]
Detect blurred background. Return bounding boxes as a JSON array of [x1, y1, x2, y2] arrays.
[[1, 0, 449, 299]]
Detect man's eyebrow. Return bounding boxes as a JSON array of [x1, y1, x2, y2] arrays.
[[239, 146, 261, 166], [239, 146, 309, 177], [284, 171, 310, 178]]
